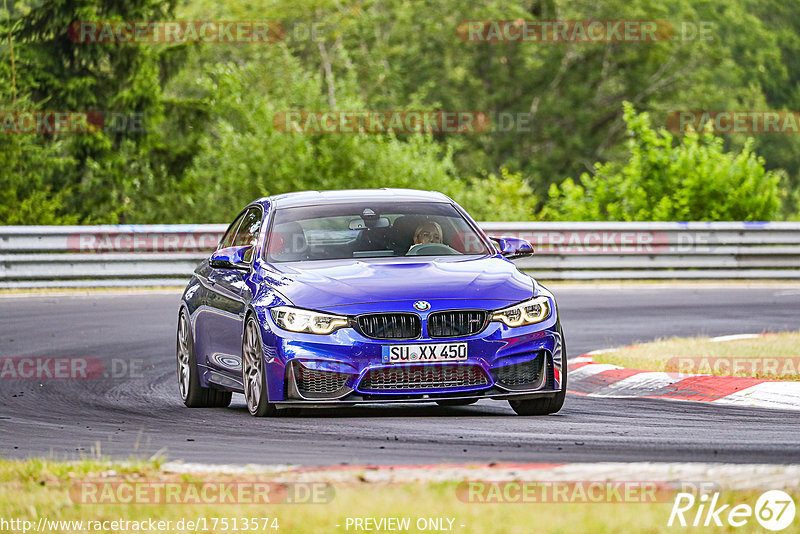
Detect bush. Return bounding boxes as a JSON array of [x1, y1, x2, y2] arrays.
[[542, 103, 783, 221]]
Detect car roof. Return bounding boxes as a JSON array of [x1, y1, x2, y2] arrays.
[[252, 189, 453, 209]]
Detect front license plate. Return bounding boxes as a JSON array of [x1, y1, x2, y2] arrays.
[[382, 343, 468, 363]]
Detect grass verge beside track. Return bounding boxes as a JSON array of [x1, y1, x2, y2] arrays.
[[592, 331, 800, 380], [1, 459, 799, 533]]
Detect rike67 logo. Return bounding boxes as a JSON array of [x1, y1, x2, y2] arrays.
[[669, 490, 796, 531]]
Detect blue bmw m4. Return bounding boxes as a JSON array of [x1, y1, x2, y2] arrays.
[[177, 189, 566, 416]]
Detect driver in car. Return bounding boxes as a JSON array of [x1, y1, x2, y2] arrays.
[[408, 221, 443, 253]]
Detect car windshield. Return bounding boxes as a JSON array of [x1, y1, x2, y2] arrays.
[[264, 201, 492, 262]]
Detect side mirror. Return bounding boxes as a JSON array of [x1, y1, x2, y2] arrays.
[[209, 245, 252, 271], [489, 236, 534, 259]]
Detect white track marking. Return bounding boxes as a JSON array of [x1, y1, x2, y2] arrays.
[[710, 333, 764, 342], [715, 382, 800, 411]]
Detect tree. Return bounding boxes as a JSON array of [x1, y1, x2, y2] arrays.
[[4, 0, 177, 223], [151, 59, 538, 222], [0, 126, 78, 224]]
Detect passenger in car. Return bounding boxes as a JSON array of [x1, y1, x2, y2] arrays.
[[408, 221, 443, 253]]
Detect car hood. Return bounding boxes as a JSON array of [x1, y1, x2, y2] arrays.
[[260, 256, 533, 312]]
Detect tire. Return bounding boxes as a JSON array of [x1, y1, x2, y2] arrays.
[[436, 398, 479, 407], [508, 326, 567, 416], [177, 309, 232, 408], [242, 316, 277, 417]]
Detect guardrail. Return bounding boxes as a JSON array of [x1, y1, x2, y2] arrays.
[[1, 222, 800, 287]]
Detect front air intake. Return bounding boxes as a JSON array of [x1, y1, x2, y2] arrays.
[[492, 353, 546, 390], [292, 362, 351, 399]]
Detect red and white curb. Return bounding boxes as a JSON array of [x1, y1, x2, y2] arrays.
[[567, 334, 800, 411]]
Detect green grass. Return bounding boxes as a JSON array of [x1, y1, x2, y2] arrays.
[[592, 331, 800, 380], [1, 459, 798, 533]]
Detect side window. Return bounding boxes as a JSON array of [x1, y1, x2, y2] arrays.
[[219, 211, 246, 250], [232, 207, 263, 261]]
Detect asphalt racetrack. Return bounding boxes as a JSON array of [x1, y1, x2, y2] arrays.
[[1, 284, 799, 465]]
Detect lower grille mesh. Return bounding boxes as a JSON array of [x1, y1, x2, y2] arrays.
[[359, 364, 489, 391]]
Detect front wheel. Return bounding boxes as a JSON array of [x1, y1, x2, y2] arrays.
[[508, 392, 564, 416], [177, 309, 232, 408], [242, 316, 277, 417], [508, 327, 567, 416]]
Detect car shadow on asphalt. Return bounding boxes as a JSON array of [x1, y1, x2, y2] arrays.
[[224, 399, 563, 418]]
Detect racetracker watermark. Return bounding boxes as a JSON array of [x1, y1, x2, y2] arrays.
[[458, 20, 715, 42], [68, 231, 223, 253], [483, 230, 719, 254], [68, 21, 285, 43], [457, 20, 677, 42], [666, 357, 800, 379], [0, 111, 145, 134], [70, 482, 333, 505], [457, 481, 717, 503], [0, 357, 143, 380], [0, 518, 279, 532], [273, 111, 491, 134], [668, 111, 800, 134]]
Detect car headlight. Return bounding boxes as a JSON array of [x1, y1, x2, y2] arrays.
[[491, 296, 551, 327], [270, 306, 349, 335]]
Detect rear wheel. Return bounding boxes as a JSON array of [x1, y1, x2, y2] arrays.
[[242, 316, 277, 417], [508, 327, 567, 416], [177, 309, 232, 408]]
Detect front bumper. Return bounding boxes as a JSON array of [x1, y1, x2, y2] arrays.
[[277, 359, 559, 408], [258, 305, 564, 405]]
